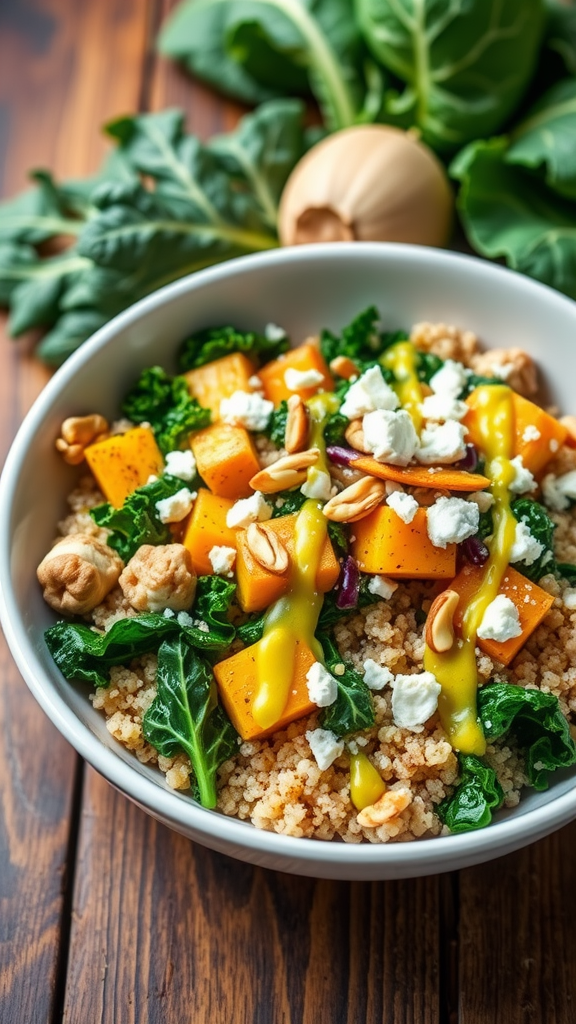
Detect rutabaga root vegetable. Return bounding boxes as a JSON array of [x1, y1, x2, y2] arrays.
[[278, 125, 453, 248]]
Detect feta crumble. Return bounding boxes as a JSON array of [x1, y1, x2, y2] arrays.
[[284, 367, 324, 391], [367, 575, 398, 600], [362, 408, 419, 465], [510, 521, 544, 567], [386, 490, 418, 524], [339, 366, 399, 419], [542, 470, 576, 512], [429, 359, 469, 396], [164, 449, 196, 482], [467, 490, 494, 513], [301, 469, 332, 501], [391, 672, 442, 731], [306, 662, 338, 707], [226, 491, 272, 529], [220, 390, 274, 431], [426, 496, 479, 548], [208, 545, 236, 577], [363, 659, 394, 691], [176, 610, 194, 627], [305, 728, 345, 771], [477, 595, 522, 642], [248, 374, 264, 391], [415, 420, 468, 464], [509, 455, 536, 495], [420, 392, 468, 422], [264, 322, 287, 341], [522, 425, 541, 443], [155, 487, 195, 524]]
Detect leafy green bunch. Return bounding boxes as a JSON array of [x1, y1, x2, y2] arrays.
[[0, 100, 306, 364]]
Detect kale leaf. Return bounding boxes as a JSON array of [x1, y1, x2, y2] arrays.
[[437, 754, 504, 833], [416, 351, 444, 384], [143, 635, 238, 808], [263, 400, 289, 447], [179, 325, 289, 372], [511, 497, 556, 582], [323, 411, 348, 447], [90, 474, 185, 561], [122, 366, 210, 452], [318, 634, 374, 737], [320, 306, 400, 366], [478, 682, 576, 790], [236, 615, 265, 646], [193, 575, 237, 649]]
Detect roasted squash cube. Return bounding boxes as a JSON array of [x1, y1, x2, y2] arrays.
[[190, 423, 260, 499], [184, 352, 256, 420], [351, 507, 457, 579], [214, 638, 317, 740], [235, 513, 340, 612], [449, 563, 555, 665], [258, 342, 333, 406], [182, 488, 236, 575], [84, 426, 164, 508], [465, 390, 567, 474]]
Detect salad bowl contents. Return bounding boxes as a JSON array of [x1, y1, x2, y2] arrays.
[[37, 302, 576, 844]]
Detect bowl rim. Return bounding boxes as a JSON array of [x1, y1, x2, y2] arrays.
[[2, 240, 576, 869]]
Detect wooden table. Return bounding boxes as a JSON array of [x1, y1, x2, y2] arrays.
[[2, 2, 576, 1021]]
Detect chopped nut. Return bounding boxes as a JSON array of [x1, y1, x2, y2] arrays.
[[357, 787, 412, 827], [249, 448, 320, 493], [56, 414, 109, 464], [323, 475, 387, 522], [330, 355, 360, 380], [119, 543, 196, 612], [425, 589, 460, 653], [37, 535, 123, 614], [470, 347, 538, 397], [344, 419, 370, 453], [246, 522, 289, 574], [284, 394, 309, 453]]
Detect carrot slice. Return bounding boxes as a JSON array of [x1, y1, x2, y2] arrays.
[[352, 455, 490, 491]]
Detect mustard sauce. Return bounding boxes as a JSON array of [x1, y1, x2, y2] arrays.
[[306, 392, 340, 494], [381, 341, 423, 432], [349, 751, 386, 810], [424, 385, 517, 755]]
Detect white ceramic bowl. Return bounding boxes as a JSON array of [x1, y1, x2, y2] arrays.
[[2, 243, 576, 880]]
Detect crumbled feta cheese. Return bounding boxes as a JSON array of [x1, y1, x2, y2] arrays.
[[284, 367, 324, 391], [155, 487, 195, 523], [208, 545, 236, 577], [347, 739, 359, 755], [340, 366, 399, 419], [550, 438, 559, 452], [510, 521, 544, 566], [522, 425, 541, 443], [491, 361, 514, 380], [415, 420, 468, 464], [542, 470, 576, 512], [509, 455, 536, 495], [391, 672, 442, 731], [225, 491, 272, 529], [386, 490, 418, 524], [248, 374, 264, 391], [477, 594, 522, 641], [426, 496, 479, 548], [176, 610, 194, 627], [220, 390, 274, 431], [429, 359, 468, 396], [385, 480, 404, 495], [164, 449, 196, 482], [163, 608, 175, 618], [563, 589, 576, 610], [362, 408, 419, 465], [467, 490, 494, 513], [420, 392, 468, 422], [363, 659, 394, 691], [305, 728, 345, 771], [301, 469, 332, 501], [306, 662, 338, 707], [147, 474, 158, 484], [367, 575, 398, 600], [264, 322, 287, 341]]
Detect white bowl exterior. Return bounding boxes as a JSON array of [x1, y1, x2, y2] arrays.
[[2, 242, 576, 880]]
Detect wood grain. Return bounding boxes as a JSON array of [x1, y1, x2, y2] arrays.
[[0, 0, 152, 1019]]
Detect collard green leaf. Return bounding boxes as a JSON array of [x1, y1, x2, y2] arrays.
[[158, 0, 369, 131], [143, 636, 238, 807], [121, 366, 211, 453], [478, 682, 576, 790], [90, 475, 185, 561], [356, 0, 545, 151], [318, 634, 374, 736], [511, 497, 556, 582], [508, 79, 576, 200], [179, 324, 289, 372], [437, 754, 504, 833], [452, 136, 576, 301]]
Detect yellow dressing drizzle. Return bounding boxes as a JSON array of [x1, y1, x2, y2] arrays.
[[424, 384, 517, 755], [381, 341, 423, 432], [306, 392, 340, 493], [349, 751, 386, 810]]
